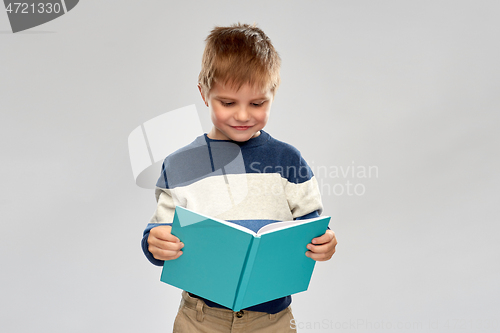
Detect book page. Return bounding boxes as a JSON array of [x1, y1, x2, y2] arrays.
[[177, 206, 257, 236], [256, 216, 327, 236]]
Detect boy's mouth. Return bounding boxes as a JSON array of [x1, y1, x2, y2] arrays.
[[232, 126, 252, 130]]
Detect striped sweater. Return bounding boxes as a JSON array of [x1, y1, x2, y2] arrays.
[[141, 130, 323, 314]]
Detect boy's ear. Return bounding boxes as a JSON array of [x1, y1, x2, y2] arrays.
[[197, 84, 208, 107]]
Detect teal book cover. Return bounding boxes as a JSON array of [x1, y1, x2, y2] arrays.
[[160, 206, 331, 311]]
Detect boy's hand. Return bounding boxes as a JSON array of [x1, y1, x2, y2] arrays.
[[148, 226, 184, 261], [306, 230, 337, 261]]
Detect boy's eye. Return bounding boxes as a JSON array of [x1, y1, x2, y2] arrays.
[[252, 102, 265, 107], [221, 101, 234, 107]]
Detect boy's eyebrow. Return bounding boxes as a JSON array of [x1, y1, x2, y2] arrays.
[[214, 95, 235, 100], [215, 95, 270, 101]]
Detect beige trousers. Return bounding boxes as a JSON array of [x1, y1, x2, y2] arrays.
[[173, 291, 297, 333]]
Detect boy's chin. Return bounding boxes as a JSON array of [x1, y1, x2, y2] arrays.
[[210, 127, 262, 142], [228, 130, 261, 142]]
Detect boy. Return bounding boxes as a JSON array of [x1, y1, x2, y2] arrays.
[[142, 23, 337, 332]]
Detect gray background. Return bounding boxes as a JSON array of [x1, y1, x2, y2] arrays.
[[1, 1, 499, 332]]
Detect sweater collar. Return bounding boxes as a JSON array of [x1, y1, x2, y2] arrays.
[[203, 130, 270, 148]]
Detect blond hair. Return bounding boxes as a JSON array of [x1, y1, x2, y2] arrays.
[[198, 23, 281, 97]]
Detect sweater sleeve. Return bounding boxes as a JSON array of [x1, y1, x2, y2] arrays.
[[141, 187, 176, 266], [285, 153, 331, 229], [284, 153, 323, 219], [294, 210, 331, 230]]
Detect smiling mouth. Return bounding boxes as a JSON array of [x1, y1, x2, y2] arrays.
[[232, 126, 252, 130]]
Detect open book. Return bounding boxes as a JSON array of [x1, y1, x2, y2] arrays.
[[160, 206, 331, 311]]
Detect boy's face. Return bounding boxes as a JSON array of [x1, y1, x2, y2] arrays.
[[199, 82, 273, 142]]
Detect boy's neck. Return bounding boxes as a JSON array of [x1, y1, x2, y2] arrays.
[[206, 130, 261, 141], [203, 130, 269, 148]]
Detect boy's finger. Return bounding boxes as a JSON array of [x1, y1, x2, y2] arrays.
[[149, 241, 184, 253], [305, 250, 330, 261], [152, 226, 181, 242], [306, 242, 330, 253], [161, 232, 181, 243], [162, 241, 184, 251], [148, 235, 184, 250], [151, 247, 183, 260], [312, 230, 335, 244]]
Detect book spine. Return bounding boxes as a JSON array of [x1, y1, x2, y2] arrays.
[[232, 236, 261, 311]]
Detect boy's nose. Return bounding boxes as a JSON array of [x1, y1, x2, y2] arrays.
[[234, 107, 250, 121]]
